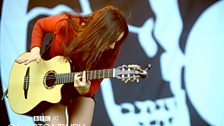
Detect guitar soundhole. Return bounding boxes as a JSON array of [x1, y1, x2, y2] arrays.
[[44, 71, 56, 89]]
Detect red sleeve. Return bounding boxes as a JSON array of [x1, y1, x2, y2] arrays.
[[30, 13, 68, 49]]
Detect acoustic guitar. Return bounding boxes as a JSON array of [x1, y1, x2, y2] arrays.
[[7, 53, 151, 115]]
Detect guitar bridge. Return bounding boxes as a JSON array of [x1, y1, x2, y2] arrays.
[[23, 67, 30, 99]]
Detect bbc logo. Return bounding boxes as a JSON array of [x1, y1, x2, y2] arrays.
[[33, 116, 51, 122]]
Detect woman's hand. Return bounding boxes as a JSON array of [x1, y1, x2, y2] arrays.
[[15, 47, 41, 65], [74, 71, 91, 95]]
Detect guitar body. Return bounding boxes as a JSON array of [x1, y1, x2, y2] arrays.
[[8, 53, 71, 115], [7, 53, 150, 116]]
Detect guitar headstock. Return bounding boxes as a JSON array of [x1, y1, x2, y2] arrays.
[[115, 64, 151, 83]]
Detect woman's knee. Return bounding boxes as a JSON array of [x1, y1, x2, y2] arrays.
[[68, 97, 95, 126], [43, 103, 67, 124]]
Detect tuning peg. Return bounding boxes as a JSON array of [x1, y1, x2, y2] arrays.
[[145, 64, 152, 71], [125, 78, 132, 83], [125, 79, 129, 83], [122, 65, 128, 68]]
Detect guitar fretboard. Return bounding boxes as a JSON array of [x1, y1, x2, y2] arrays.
[[55, 69, 115, 84]]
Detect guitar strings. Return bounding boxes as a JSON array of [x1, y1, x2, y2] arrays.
[[22, 72, 114, 82], [22, 68, 138, 83]]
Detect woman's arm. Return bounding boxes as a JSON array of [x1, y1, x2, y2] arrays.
[[15, 13, 69, 64], [31, 13, 68, 49], [15, 46, 41, 64]]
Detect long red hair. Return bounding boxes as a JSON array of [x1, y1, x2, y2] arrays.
[[62, 6, 129, 70]]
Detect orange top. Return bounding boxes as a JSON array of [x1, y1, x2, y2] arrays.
[[30, 13, 120, 97]]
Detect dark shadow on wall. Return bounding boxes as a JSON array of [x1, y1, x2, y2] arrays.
[[1, 1, 10, 125], [0, 76, 10, 126]]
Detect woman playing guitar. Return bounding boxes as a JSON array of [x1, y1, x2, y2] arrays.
[[15, 5, 129, 126]]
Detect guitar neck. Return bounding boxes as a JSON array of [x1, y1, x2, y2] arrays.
[[55, 68, 116, 84]]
